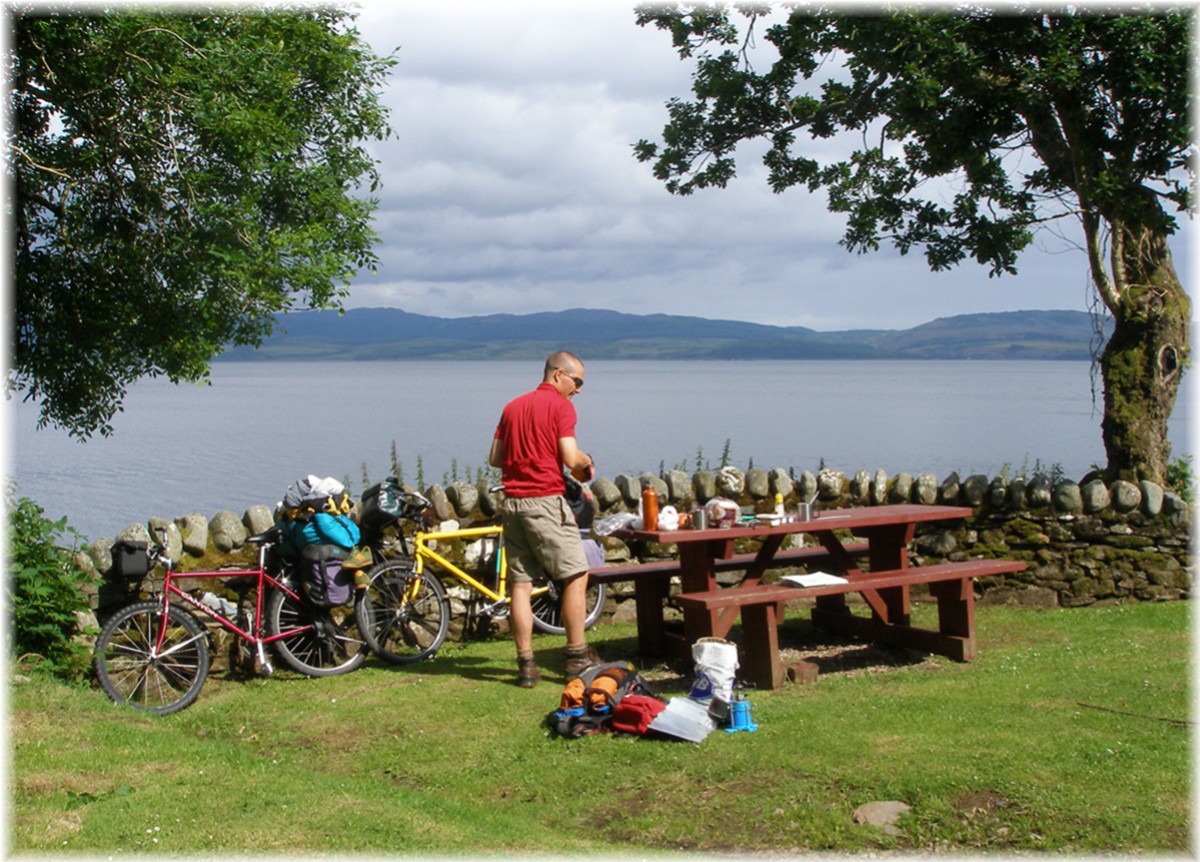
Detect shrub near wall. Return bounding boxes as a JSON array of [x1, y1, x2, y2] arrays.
[[73, 464, 1191, 619]]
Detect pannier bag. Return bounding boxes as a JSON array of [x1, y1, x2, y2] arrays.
[[298, 543, 353, 608], [109, 541, 151, 581]]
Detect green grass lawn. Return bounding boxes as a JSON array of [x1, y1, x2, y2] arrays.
[[9, 601, 1192, 855]]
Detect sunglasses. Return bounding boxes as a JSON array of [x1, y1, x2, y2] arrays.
[[557, 368, 584, 390]]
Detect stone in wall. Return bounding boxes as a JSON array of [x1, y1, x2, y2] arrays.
[[591, 476, 622, 511], [664, 469, 693, 507], [1110, 479, 1141, 513], [889, 473, 913, 504], [915, 473, 938, 505], [849, 471, 871, 503], [1081, 479, 1111, 513], [1052, 481, 1083, 513], [423, 484, 452, 521], [745, 468, 769, 499], [692, 470, 716, 503], [1006, 477, 1026, 510], [870, 470, 887, 505], [961, 474, 989, 506], [768, 468, 793, 500], [176, 513, 208, 556], [244, 505, 274, 536], [209, 510, 247, 552], [446, 482, 479, 519], [1140, 480, 1164, 515], [615, 474, 640, 506]]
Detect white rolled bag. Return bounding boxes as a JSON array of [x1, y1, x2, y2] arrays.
[[688, 636, 739, 721]]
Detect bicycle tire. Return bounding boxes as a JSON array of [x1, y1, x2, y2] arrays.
[[530, 578, 607, 635], [354, 558, 449, 664], [93, 600, 210, 715], [266, 586, 369, 677]]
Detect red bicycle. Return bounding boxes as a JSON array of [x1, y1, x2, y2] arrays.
[[93, 526, 368, 715]]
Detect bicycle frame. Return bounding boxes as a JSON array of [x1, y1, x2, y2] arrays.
[[411, 525, 510, 605], [408, 523, 557, 606], [150, 545, 310, 672]]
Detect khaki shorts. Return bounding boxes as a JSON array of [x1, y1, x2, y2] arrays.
[[501, 495, 588, 585]]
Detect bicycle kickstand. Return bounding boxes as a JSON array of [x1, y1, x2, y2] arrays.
[[257, 641, 274, 675]]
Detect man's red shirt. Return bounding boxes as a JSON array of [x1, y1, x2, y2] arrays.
[[493, 382, 576, 498]]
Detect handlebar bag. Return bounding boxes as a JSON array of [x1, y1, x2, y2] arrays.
[[109, 541, 150, 581], [361, 478, 406, 528]]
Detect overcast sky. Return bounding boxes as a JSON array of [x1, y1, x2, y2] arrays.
[[346, 0, 1194, 331]]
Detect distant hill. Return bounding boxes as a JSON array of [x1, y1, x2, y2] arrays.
[[220, 307, 1108, 361]]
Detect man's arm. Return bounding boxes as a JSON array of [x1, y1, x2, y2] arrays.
[[488, 436, 504, 469], [558, 436, 593, 478]]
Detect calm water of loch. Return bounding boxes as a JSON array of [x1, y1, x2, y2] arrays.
[[8, 359, 1192, 543]]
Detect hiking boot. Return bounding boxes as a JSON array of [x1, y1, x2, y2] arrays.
[[517, 658, 540, 688], [564, 645, 602, 680]]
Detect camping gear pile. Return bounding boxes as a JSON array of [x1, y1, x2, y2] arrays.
[[546, 637, 757, 742]]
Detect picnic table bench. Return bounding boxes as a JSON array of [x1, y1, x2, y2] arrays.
[[591, 542, 870, 657], [675, 557, 1027, 689]]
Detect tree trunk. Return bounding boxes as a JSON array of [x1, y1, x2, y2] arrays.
[[1098, 229, 1189, 484]]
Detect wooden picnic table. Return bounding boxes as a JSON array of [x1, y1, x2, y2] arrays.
[[613, 504, 1025, 689]]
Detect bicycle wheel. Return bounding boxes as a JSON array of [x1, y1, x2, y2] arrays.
[[354, 558, 449, 664], [93, 600, 210, 715], [266, 586, 369, 677], [530, 577, 607, 635]]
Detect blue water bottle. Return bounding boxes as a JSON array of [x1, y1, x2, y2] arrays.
[[725, 689, 758, 734]]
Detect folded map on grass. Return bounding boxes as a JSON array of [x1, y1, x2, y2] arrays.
[[780, 572, 849, 587]]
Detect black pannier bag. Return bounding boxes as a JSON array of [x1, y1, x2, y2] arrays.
[[109, 541, 151, 581]]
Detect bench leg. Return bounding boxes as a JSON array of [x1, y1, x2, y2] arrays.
[[634, 577, 671, 656], [740, 603, 784, 690], [929, 577, 977, 661]]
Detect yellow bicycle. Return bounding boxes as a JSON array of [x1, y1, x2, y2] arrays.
[[353, 485, 606, 664]]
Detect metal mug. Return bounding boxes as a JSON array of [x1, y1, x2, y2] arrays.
[[796, 502, 814, 521], [691, 508, 708, 530]]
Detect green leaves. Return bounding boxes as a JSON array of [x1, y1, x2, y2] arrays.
[[6, 490, 94, 681], [9, 9, 395, 438], [634, 7, 1191, 274]]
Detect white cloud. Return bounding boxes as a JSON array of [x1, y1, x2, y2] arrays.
[[346, 0, 1194, 330]]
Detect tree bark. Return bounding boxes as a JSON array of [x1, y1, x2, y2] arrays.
[[1097, 227, 1189, 484]]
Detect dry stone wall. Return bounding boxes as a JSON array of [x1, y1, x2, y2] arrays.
[[75, 464, 1191, 616]]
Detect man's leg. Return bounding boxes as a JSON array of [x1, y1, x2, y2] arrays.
[[511, 580, 535, 655], [561, 571, 601, 677], [559, 571, 588, 647], [511, 580, 539, 687]]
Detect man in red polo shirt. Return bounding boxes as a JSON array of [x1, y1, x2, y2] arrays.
[[489, 350, 598, 688]]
